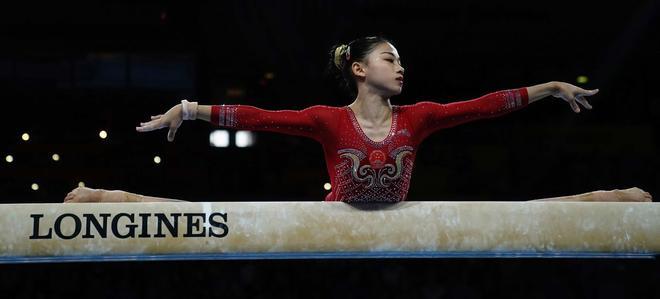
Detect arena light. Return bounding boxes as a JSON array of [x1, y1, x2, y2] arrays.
[[78, 182, 85, 188], [21, 133, 30, 141], [235, 131, 255, 147], [4, 155, 13, 163], [323, 183, 332, 191], [153, 156, 162, 164], [51, 154, 60, 162], [577, 75, 589, 84], [99, 130, 108, 139], [209, 130, 229, 147], [31, 183, 39, 191]]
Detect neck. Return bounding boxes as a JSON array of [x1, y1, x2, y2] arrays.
[[348, 92, 392, 124]]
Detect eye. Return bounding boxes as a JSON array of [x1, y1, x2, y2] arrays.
[[386, 58, 403, 66]]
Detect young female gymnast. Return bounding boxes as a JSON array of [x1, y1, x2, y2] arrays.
[[64, 36, 652, 203]]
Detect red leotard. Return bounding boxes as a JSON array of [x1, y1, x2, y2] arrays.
[[211, 87, 529, 202]]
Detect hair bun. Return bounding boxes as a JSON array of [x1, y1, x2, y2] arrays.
[[333, 44, 349, 69]]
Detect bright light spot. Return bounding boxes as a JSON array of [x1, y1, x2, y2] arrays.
[[577, 75, 589, 84], [31, 183, 39, 191], [52, 153, 60, 161], [209, 130, 229, 147], [235, 131, 255, 147], [5, 155, 13, 163], [264, 72, 275, 80], [153, 156, 162, 164], [78, 181, 85, 187], [21, 133, 30, 141], [324, 183, 332, 191], [99, 130, 108, 139]]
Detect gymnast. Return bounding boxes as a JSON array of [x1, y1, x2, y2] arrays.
[[63, 36, 652, 203]]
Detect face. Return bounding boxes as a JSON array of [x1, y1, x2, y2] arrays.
[[352, 42, 405, 97]]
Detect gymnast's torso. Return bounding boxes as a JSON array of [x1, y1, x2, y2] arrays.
[[322, 105, 414, 202], [210, 87, 529, 202]]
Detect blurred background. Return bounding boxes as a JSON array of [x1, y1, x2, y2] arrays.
[[0, 0, 658, 297]]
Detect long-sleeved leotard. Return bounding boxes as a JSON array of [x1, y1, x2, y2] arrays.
[[211, 87, 529, 202]]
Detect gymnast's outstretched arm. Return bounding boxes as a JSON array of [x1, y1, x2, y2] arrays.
[[407, 82, 598, 143], [65, 100, 329, 203], [136, 102, 327, 142]]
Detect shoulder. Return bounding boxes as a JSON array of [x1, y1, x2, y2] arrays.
[[306, 104, 344, 110], [300, 105, 347, 120], [396, 101, 445, 112], [304, 104, 347, 113]]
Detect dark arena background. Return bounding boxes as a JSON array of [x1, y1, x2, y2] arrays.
[[1, 1, 659, 298]]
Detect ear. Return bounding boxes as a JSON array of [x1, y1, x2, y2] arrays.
[[351, 61, 366, 79]]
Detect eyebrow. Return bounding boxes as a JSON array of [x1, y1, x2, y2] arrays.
[[380, 52, 401, 60]]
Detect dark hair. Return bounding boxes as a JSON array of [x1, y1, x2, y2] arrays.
[[325, 35, 395, 99]]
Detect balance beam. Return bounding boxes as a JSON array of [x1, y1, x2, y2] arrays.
[[1, 201, 658, 263]]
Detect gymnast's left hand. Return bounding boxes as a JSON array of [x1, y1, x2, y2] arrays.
[[135, 104, 183, 142], [552, 82, 598, 113]]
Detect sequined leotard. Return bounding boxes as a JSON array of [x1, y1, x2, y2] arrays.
[[211, 87, 529, 202]]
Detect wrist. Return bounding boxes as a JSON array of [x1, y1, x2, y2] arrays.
[[181, 99, 199, 120]]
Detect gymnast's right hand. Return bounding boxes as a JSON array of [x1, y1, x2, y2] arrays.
[[135, 104, 183, 142]]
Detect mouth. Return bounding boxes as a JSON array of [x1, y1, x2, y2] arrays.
[[395, 77, 404, 84]]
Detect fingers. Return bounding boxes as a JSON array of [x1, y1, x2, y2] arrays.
[[167, 119, 183, 142], [575, 95, 592, 110], [136, 119, 165, 132], [136, 124, 154, 132], [573, 87, 598, 97], [167, 126, 178, 142], [569, 87, 598, 113], [135, 114, 164, 132], [574, 88, 598, 108], [568, 98, 581, 113], [583, 88, 599, 96]]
